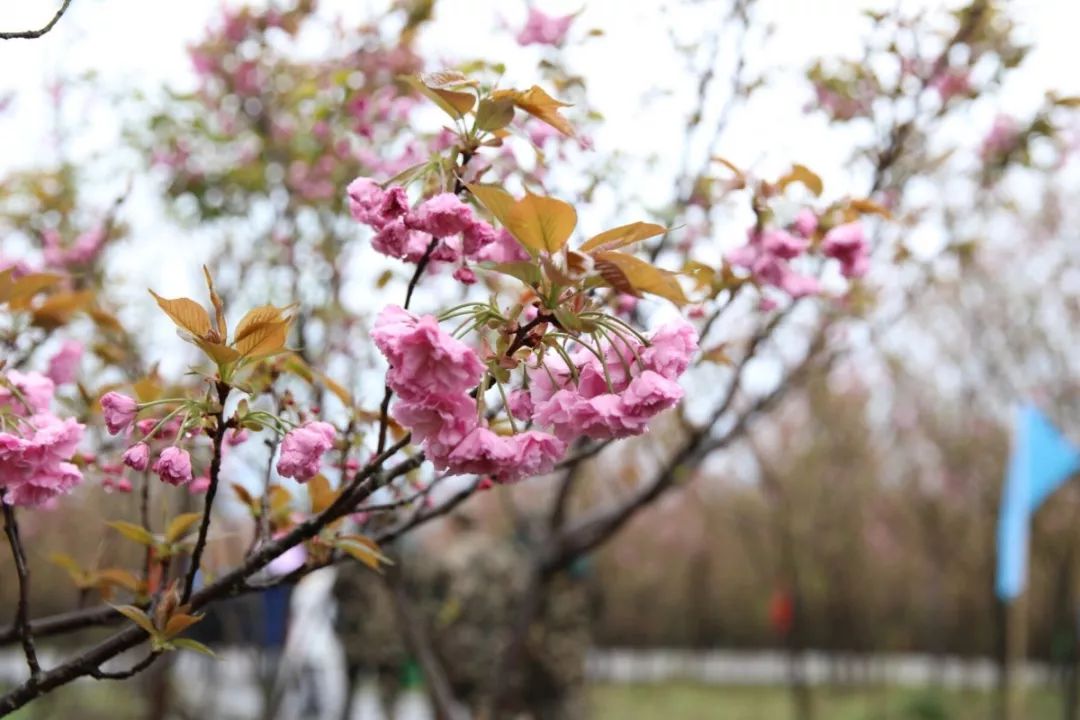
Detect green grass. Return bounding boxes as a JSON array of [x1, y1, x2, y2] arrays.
[[2, 680, 1067, 718], [587, 683, 1064, 720], [1, 680, 145, 720]]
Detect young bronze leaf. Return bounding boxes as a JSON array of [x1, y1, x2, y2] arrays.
[[402, 74, 475, 119], [234, 305, 285, 343], [31, 290, 94, 328], [336, 534, 391, 571], [163, 612, 204, 639], [148, 290, 212, 337], [269, 485, 293, 514], [107, 520, 156, 547], [0, 269, 13, 303], [592, 251, 688, 305], [165, 512, 203, 544], [7, 272, 64, 309], [700, 343, 733, 365], [475, 97, 516, 132], [308, 474, 338, 514], [777, 164, 824, 197], [234, 318, 291, 359], [420, 70, 474, 89], [88, 306, 124, 333], [284, 354, 353, 407], [110, 604, 158, 636], [232, 482, 256, 507], [203, 266, 227, 338], [579, 222, 667, 252], [196, 339, 241, 365], [48, 552, 83, 575], [494, 86, 574, 136], [465, 182, 517, 229], [97, 568, 142, 593], [848, 197, 892, 218], [506, 192, 577, 254]]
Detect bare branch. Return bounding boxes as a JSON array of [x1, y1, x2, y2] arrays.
[[181, 380, 230, 604], [89, 651, 159, 681], [2, 493, 42, 681], [0, 0, 75, 40]]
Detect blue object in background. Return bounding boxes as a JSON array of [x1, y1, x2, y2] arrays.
[[996, 405, 1080, 600], [261, 585, 291, 648]]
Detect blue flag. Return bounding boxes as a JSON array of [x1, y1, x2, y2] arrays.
[[996, 405, 1080, 600]]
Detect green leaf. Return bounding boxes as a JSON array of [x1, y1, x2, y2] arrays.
[[172, 638, 218, 658], [482, 261, 543, 287]]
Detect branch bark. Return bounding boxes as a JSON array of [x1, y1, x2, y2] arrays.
[[0, 0, 74, 40], [2, 494, 42, 682], [181, 380, 230, 604]]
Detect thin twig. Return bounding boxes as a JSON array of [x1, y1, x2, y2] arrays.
[[0, 0, 75, 40], [89, 651, 158, 681], [181, 380, 230, 604], [2, 493, 42, 680]]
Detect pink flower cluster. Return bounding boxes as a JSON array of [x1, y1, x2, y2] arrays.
[[980, 114, 1021, 164], [726, 225, 819, 298], [101, 392, 194, 487], [812, 83, 872, 122], [277, 421, 336, 482], [820, 222, 870, 279], [46, 340, 83, 386], [42, 225, 107, 269], [929, 68, 971, 103], [373, 305, 566, 483], [0, 370, 55, 415], [727, 215, 869, 298], [347, 178, 500, 281], [516, 7, 575, 47], [0, 371, 85, 507], [525, 320, 698, 441]]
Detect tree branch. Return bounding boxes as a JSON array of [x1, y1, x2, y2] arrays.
[[545, 314, 830, 572], [0, 437, 421, 714], [2, 493, 42, 681], [89, 651, 159, 681], [181, 380, 230, 604], [0, 0, 74, 40], [384, 563, 464, 720]]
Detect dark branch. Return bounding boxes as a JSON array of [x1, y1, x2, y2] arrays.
[[2, 494, 42, 681], [89, 651, 158, 680], [181, 380, 230, 604], [0, 0, 74, 40]]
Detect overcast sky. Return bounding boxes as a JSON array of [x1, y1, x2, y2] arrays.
[[1, 0, 1077, 331]]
